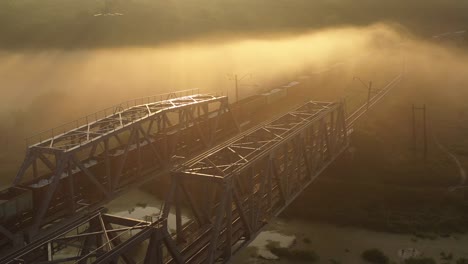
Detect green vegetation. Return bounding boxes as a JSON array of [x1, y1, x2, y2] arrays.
[[361, 248, 389, 264], [404, 257, 436, 264]]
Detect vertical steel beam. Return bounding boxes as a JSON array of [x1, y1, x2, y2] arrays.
[[67, 160, 76, 214], [31, 155, 67, 234], [232, 180, 251, 239], [175, 177, 184, 243], [179, 181, 207, 225], [224, 183, 232, 259], [144, 230, 163, 264], [104, 138, 111, 193], [207, 183, 227, 264], [162, 228, 185, 264], [113, 127, 137, 190]]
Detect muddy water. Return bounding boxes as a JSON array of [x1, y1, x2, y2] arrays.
[[106, 188, 190, 232], [233, 219, 468, 264], [105, 188, 468, 264]]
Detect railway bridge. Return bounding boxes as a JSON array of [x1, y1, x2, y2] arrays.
[[0, 74, 403, 264]]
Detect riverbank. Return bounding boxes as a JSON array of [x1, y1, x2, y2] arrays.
[[103, 185, 468, 264], [232, 218, 468, 264], [281, 128, 468, 236]]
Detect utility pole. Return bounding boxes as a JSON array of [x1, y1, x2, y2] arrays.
[[412, 104, 416, 153], [367, 81, 373, 110], [412, 104, 428, 161], [423, 104, 428, 161], [229, 73, 257, 102], [228, 73, 257, 120], [353, 76, 373, 111], [234, 74, 239, 104]]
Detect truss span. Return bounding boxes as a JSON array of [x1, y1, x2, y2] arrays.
[[162, 101, 349, 263]]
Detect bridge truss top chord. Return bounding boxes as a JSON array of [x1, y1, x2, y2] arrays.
[[29, 94, 224, 152], [177, 101, 341, 179]]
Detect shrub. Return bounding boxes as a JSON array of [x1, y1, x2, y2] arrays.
[[267, 245, 319, 262], [440, 251, 453, 261], [136, 202, 147, 208], [362, 249, 389, 264], [404, 257, 436, 264]]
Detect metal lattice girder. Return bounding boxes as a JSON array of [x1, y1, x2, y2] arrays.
[[6, 94, 239, 243], [31, 95, 226, 151], [159, 101, 349, 264], [15, 94, 237, 185], [0, 209, 158, 264], [178, 101, 345, 178]]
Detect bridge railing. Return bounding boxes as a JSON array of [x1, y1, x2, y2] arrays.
[[25, 88, 200, 147]]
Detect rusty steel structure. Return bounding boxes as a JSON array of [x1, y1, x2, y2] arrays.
[[0, 91, 239, 250], [1, 74, 403, 264]]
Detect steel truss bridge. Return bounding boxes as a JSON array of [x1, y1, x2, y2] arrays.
[[1, 74, 403, 264], [1, 91, 239, 249]]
